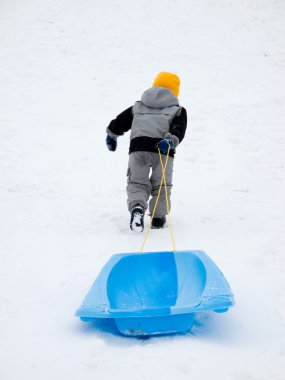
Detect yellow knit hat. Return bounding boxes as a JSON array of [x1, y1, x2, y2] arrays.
[[153, 72, 180, 97]]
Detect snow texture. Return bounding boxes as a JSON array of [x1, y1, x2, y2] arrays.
[[0, 0, 285, 379]]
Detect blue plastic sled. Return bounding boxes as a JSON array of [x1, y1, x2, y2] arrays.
[[75, 250, 234, 336]]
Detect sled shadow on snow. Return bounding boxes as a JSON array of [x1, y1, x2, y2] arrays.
[[75, 251, 234, 338], [76, 314, 236, 343]]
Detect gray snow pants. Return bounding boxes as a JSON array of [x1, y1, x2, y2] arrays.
[[127, 151, 174, 218]]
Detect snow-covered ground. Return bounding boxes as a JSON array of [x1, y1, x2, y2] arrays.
[[1, 0, 285, 379]]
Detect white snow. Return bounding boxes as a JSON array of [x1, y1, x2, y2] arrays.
[[1, 0, 285, 379]]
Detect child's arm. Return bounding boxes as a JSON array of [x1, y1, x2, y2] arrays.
[[166, 107, 187, 147], [106, 106, 133, 137]]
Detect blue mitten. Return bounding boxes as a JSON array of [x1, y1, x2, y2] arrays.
[[156, 138, 175, 154], [106, 135, 117, 152]]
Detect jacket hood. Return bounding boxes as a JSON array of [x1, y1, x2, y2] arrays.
[[141, 87, 179, 109]]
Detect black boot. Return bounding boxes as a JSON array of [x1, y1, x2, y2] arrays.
[[151, 217, 166, 229], [130, 204, 144, 232]]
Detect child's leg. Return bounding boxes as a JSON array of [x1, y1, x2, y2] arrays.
[[149, 153, 174, 218], [127, 152, 152, 212]]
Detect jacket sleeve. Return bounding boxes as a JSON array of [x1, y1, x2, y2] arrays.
[[165, 107, 187, 147], [106, 106, 133, 137]]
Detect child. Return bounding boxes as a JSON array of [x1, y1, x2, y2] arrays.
[[106, 72, 187, 232]]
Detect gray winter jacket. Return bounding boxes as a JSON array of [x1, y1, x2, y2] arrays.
[[106, 86, 187, 157]]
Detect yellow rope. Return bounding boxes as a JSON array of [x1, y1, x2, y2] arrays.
[[158, 149, 176, 252], [140, 146, 176, 253]]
